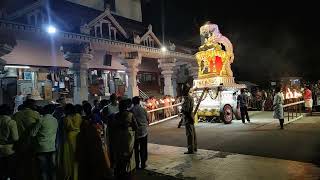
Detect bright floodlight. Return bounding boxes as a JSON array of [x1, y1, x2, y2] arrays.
[[47, 25, 57, 34], [161, 46, 167, 52]]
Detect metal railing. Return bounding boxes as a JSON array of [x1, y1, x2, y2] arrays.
[[138, 88, 149, 99], [283, 100, 304, 122], [147, 102, 182, 126]]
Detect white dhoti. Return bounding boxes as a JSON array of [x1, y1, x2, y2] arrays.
[[305, 99, 313, 108]]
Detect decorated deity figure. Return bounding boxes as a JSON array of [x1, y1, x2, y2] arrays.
[[196, 23, 234, 78]]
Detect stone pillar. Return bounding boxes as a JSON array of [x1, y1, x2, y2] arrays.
[[61, 43, 93, 104], [30, 68, 42, 100], [121, 52, 141, 98], [158, 58, 176, 96], [172, 69, 178, 97], [0, 31, 16, 58], [0, 40, 15, 70], [102, 71, 110, 96], [0, 32, 16, 104]]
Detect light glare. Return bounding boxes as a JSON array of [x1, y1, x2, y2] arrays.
[[5, 65, 30, 69], [47, 25, 57, 34], [161, 46, 167, 52]]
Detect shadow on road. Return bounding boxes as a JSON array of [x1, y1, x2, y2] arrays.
[[136, 169, 184, 180]]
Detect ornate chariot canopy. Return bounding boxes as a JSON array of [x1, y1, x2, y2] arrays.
[[196, 23, 234, 79]]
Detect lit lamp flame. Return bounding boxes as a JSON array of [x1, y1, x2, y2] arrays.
[[285, 88, 302, 99]]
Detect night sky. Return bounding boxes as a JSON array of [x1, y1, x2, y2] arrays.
[[142, 0, 319, 82]]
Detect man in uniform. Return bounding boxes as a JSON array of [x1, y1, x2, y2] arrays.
[[181, 84, 197, 154]]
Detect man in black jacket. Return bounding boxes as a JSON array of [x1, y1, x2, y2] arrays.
[[181, 86, 197, 154]]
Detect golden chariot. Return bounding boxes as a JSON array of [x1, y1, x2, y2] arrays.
[[192, 22, 246, 124]]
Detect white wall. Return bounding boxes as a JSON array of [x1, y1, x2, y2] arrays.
[[66, 0, 105, 11], [115, 0, 142, 22], [66, 0, 142, 22]]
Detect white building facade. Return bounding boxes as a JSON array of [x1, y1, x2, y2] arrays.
[[0, 0, 196, 104]]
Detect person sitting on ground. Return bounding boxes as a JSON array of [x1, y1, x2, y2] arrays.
[[0, 104, 19, 180]]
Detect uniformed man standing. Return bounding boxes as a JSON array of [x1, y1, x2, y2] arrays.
[[181, 85, 197, 154]]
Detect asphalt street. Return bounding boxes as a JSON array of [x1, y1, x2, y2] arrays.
[[148, 112, 320, 165]]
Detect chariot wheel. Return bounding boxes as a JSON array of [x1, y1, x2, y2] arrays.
[[221, 105, 233, 124]]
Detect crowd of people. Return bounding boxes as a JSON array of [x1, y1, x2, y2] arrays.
[[238, 85, 315, 130], [1, 82, 317, 180], [245, 86, 308, 112], [237, 87, 287, 129], [243, 88, 273, 111], [0, 93, 150, 180], [144, 95, 178, 123]]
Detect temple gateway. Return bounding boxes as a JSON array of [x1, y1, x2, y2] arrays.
[[0, 0, 197, 104]]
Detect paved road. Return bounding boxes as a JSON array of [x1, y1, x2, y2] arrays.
[[146, 143, 320, 180], [149, 112, 320, 165]]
